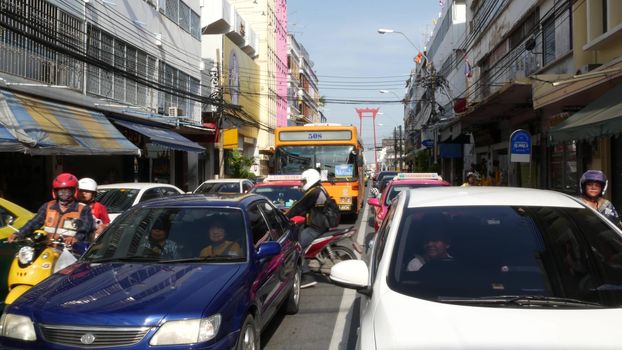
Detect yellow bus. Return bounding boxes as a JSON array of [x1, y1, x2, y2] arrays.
[[274, 124, 364, 214]]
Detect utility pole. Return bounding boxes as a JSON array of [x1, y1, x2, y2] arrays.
[[393, 127, 398, 171], [398, 125, 403, 171]]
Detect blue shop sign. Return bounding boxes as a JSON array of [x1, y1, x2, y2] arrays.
[[509, 129, 531, 163]]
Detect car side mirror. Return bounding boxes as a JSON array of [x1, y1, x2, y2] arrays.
[[367, 198, 381, 207], [4, 215, 15, 226], [289, 216, 305, 225], [330, 260, 371, 296], [256, 241, 281, 259]]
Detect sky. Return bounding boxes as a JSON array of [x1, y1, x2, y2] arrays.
[[287, 0, 441, 161]]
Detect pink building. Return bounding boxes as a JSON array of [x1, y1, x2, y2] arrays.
[[275, 0, 288, 127]]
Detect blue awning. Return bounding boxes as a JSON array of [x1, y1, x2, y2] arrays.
[[0, 90, 141, 155], [0, 123, 23, 152], [112, 119, 205, 153]]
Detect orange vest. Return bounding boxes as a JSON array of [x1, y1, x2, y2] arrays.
[[43, 201, 86, 237]]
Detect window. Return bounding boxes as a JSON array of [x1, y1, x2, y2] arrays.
[[371, 199, 398, 281], [162, 187, 181, 197], [248, 204, 270, 245], [542, 16, 556, 66], [243, 181, 253, 193], [140, 188, 162, 203], [260, 203, 285, 240]]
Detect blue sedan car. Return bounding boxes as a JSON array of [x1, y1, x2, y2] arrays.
[[0, 194, 303, 349]]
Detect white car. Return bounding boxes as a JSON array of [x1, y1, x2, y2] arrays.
[[97, 183, 185, 221], [332, 187, 622, 350], [193, 178, 255, 194]]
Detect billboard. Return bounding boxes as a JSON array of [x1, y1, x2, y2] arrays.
[[223, 37, 260, 123]]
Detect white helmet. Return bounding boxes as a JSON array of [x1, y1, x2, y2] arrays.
[[301, 169, 321, 191], [78, 177, 98, 192]]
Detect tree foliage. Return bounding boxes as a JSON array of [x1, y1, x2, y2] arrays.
[[226, 149, 254, 179]]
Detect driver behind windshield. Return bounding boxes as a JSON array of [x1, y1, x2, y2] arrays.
[[145, 217, 180, 259]]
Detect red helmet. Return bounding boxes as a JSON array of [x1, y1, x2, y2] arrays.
[[52, 173, 79, 200]]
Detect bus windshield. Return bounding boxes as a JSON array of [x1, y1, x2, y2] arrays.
[[276, 145, 358, 179]]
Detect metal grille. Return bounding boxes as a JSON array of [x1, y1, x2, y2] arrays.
[[40, 324, 151, 348]]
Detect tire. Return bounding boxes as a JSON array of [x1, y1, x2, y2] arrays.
[[237, 314, 260, 350], [330, 246, 356, 262], [284, 265, 301, 314]]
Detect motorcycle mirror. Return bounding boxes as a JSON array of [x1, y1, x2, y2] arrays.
[[289, 216, 305, 225]]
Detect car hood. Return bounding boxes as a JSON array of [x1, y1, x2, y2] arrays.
[[11, 262, 242, 326], [372, 289, 622, 350]]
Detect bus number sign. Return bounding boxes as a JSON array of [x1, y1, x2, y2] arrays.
[[279, 130, 352, 141]]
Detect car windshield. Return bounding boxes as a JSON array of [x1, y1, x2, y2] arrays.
[[275, 145, 358, 179], [96, 188, 140, 213], [82, 207, 247, 262], [194, 182, 240, 194], [251, 185, 304, 209], [385, 184, 446, 206], [388, 206, 622, 308]]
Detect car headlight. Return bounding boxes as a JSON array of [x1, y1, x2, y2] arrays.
[[0, 313, 36, 341], [17, 246, 35, 265], [150, 314, 221, 345]]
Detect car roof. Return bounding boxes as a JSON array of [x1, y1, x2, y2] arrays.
[[389, 179, 450, 186], [199, 179, 247, 184], [404, 187, 585, 208], [137, 193, 265, 209], [255, 181, 302, 187], [98, 183, 182, 190]]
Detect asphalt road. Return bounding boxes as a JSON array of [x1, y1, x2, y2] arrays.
[[262, 194, 374, 350]]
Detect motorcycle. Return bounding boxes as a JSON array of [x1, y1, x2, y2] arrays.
[[305, 226, 358, 275], [4, 227, 88, 305]]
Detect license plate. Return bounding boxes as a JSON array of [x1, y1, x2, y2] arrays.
[[339, 205, 351, 211]]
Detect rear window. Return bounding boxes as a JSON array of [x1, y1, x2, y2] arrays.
[[194, 182, 240, 194], [251, 186, 303, 209], [96, 189, 140, 213], [388, 206, 622, 307]]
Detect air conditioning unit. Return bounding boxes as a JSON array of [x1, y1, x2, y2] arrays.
[[168, 106, 179, 117]]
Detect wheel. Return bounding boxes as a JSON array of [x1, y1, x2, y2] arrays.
[[284, 265, 301, 314], [330, 245, 356, 262], [237, 314, 260, 350]]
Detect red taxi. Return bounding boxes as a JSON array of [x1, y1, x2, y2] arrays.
[[367, 173, 449, 231], [250, 175, 304, 211]]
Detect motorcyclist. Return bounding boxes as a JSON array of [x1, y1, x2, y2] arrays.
[[578, 170, 621, 226], [8, 173, 94, 245], [286, 168, 330, 288], [461, 172, 480, 187], [78, 177, 110, 241]]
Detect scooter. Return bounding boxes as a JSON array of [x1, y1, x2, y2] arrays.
[[305, 226, 357, 275], [4, 228, 87, 305]]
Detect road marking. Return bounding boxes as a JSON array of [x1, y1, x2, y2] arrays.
[[329, 201, 369, 349], [329, 288, 357, 350]]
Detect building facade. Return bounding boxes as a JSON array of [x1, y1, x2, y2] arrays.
[[287, 34, 321, 125], [0, 0, 208, 209]]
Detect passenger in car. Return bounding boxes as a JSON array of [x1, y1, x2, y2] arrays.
[[200, 220, 242, 257], [407, 229, 453, 271]]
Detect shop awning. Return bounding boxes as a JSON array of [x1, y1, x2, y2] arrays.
[[0, 90, 140, 155], [112, 119, 205, 153], [0, 123, 23, 152], [549, 82, 622, 143]]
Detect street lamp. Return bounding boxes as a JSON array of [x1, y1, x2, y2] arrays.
[[377, 28, 430, 62], [379, 89, 402, 101]]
